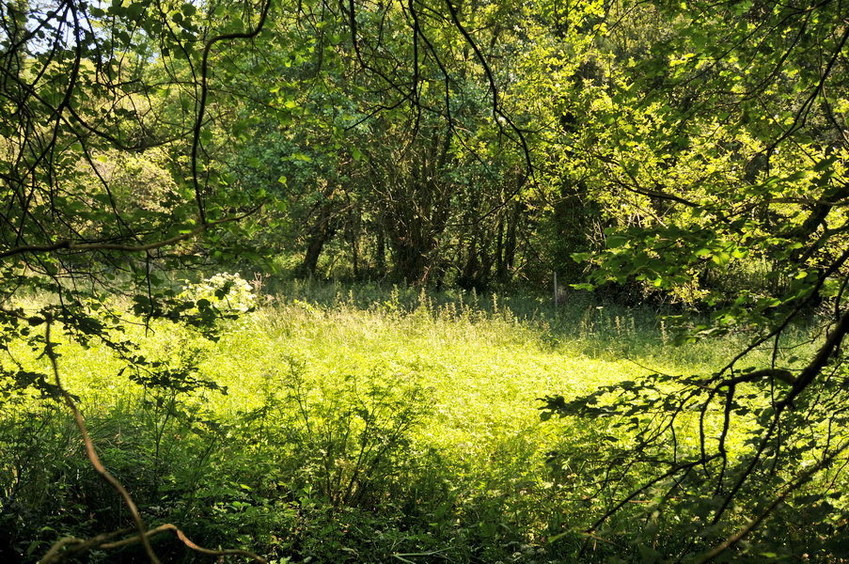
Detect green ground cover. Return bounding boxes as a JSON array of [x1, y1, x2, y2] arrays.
[[0, 283, 811, 562]]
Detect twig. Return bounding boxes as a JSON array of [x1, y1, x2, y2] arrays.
[[42, 317, 160, 563], [693, 439, 849, 563], [0, 207, 261, 260], [39, 317, 268, 563]]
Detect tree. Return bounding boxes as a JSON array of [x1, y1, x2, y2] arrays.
[[0, 0, 538, 559], [0, 0, 277, 559], [541, 0, 849, 559]]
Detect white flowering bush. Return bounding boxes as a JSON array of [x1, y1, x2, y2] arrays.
[[179, 272, 257, 315]]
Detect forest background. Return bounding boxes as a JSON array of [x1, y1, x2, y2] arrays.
[[2, 0, 849, 561]]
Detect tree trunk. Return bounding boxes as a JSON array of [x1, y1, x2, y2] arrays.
[[297, 185, 336, 277], [298, 213, 332, 277]]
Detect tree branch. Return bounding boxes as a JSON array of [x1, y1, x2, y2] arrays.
[[0, 206, 261, 260]]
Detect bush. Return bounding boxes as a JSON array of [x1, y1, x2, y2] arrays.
[[179, 272, 257, 315]]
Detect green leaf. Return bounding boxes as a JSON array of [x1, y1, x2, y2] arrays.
[[126, 2, 145, 21], [606, 235, 628, 248]]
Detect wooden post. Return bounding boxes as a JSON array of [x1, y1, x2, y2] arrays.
[[553, 271, 558, 307]]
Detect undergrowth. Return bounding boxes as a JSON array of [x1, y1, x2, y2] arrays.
[[0, 282, 819, 562]]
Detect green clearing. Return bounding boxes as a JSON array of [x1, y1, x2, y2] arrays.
[[4, 0, 849, 560], [1, 283, 805, 563]]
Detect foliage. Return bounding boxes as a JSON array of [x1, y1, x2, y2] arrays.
[[179, 272, 257, 315], [0, 272, 842, 561], [0, 287, 770, 562], [4, 0, 849, 560], [531, 1, 849, 560]]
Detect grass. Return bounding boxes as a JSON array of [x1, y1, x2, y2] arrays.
[[0, 281, 820, 562]]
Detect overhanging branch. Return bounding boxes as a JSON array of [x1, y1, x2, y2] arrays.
[[0, 206, 262, 260]]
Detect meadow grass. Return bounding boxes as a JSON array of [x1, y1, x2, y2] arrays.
[[0, 282, 818, 562]]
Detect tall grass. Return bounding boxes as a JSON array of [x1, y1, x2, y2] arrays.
[[0, 282, 815, 562]]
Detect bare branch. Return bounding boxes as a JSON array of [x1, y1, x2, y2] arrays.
[[0, 206, 262, 260], [192, 0, 273, 225], [42, 317, 160, 564]]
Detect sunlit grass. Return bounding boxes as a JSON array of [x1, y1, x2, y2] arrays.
[[11, 283, 807, 464], [1, 283, 819, 561]]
